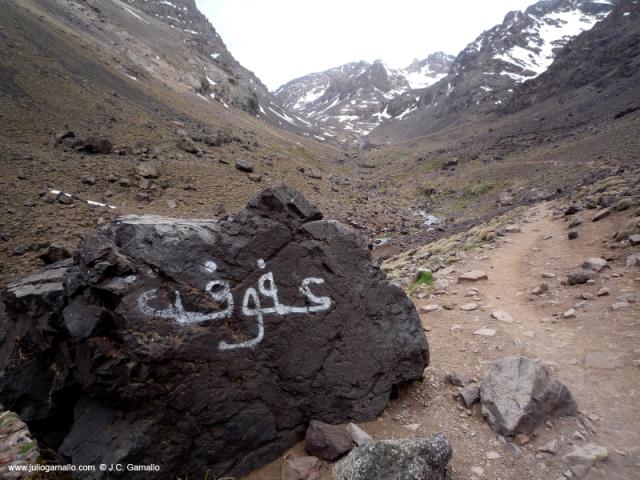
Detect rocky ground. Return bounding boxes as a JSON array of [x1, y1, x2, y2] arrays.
[[243, 172, 640, 480]]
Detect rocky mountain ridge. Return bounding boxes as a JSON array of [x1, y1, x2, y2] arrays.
[[273, 53, 454, 144], [374, 0, 619, 141], [118, 0, 321, 137]]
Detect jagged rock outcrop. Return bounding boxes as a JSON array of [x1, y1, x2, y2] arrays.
[[0, 186, 428, 479]]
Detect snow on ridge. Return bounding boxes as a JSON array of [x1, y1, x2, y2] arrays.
[[494, 8, 608, 82]]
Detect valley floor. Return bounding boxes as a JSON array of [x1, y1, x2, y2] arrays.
[[244, 201, 640, 480]]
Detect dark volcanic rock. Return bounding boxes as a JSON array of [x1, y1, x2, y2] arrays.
[[83, 136, 113, 154], [334, 434, 452, 480], [480, 356, 577, 436], [0, 186, 428, 479]]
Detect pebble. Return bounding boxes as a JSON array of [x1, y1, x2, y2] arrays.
[[611, 301, 629, 311], [563, 308, 577, 319], [420, 304, 440, 313], [473, 328, 496, 337], [460, 302, 479, 311], [491, 310, 514, 323], [486, 451, 501, 460], [596, 287, 610, 296]]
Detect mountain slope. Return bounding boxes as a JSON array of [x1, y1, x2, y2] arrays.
[[372, 0, 618, 142], [274, 53, 454, 144]]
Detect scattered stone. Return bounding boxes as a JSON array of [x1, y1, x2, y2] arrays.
[[281, 456, 322, 480], [565, 205, 581, 216], [305, 421, 354, 461], [532, 283, 549, 295], [473, 328, 496, 337], [346, 423, 373, 446], [459, 270, 488, 282], [568, 217, 582, 228], [470, 466, 485, 477], [486, 451, 500, 460], [626, 253, 640, 267], [57, 193, 74, 205], [567, 272, 591, 286], [629, 234, 640, 247], [106, 173, 118, 183], [137, 163, 159, 179], [81, 175, 96, 185], [247, 173, 262, 183], [421, 304, 440, 313], [39, 244, 72, 264], [563, 308, 577, 319], [334, 434, 452, 480], [611, 301, 629, 311], [580, 292, 594, 300], [55, 129, 75, 144], [460, 302, 478, 311], [444, 372, 470, 387], [480, 356, 577, 436], [515, 433, 530, 446], [135, 192, 152, 202], [118, 177, 131, 187], [459, 383, 480, 408], [581, 257, 608, 272], [539, 439, 558, 454], [176, 136, 199, 154], [563, 443, 608, 476], [542, 272, 556, 279], [592, 209, 611, 222], [0, 186, 429, 478], [584, 351, 624, 369], [568, 230, 579, 240], [491, 310, 514, 323], [83, 136, 113, 154], [235, 159, 254, 173]]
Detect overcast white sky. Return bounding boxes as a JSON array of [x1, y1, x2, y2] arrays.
[[195, 0, 535, 90]]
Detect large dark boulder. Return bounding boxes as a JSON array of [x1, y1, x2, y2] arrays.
[[0, 186, 428, 479]]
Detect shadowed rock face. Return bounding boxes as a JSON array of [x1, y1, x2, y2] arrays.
[[0, 186, 428, 479]]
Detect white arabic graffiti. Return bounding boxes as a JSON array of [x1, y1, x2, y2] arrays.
[[138, 259, 332, 351]]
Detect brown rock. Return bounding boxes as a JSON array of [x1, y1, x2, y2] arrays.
[[305, 420, 354, 461]]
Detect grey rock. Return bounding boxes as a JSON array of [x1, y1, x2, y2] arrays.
[[247, 173, 262, 183], [235, 159, 254, 173], [629, 234, 640, 246], [567, 272, 591, 285], [532, 283, 549, 295], [176, 136, 199, 154], [334, 434, 452, 480], [0, 186, 428, 479], [444, 372, 470, 387], [458, 270, 488, 282], [592, 208, 611, 222], [480, 356, 577, 436], [281, 456, 322, 480], [137, 163, 159, 179], [581, 257, 607, 272], [346, 423, 373, 446], [459, 383, 480, 408]]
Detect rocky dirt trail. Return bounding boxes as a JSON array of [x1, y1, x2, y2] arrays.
[[245, 201, 639, 480]]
